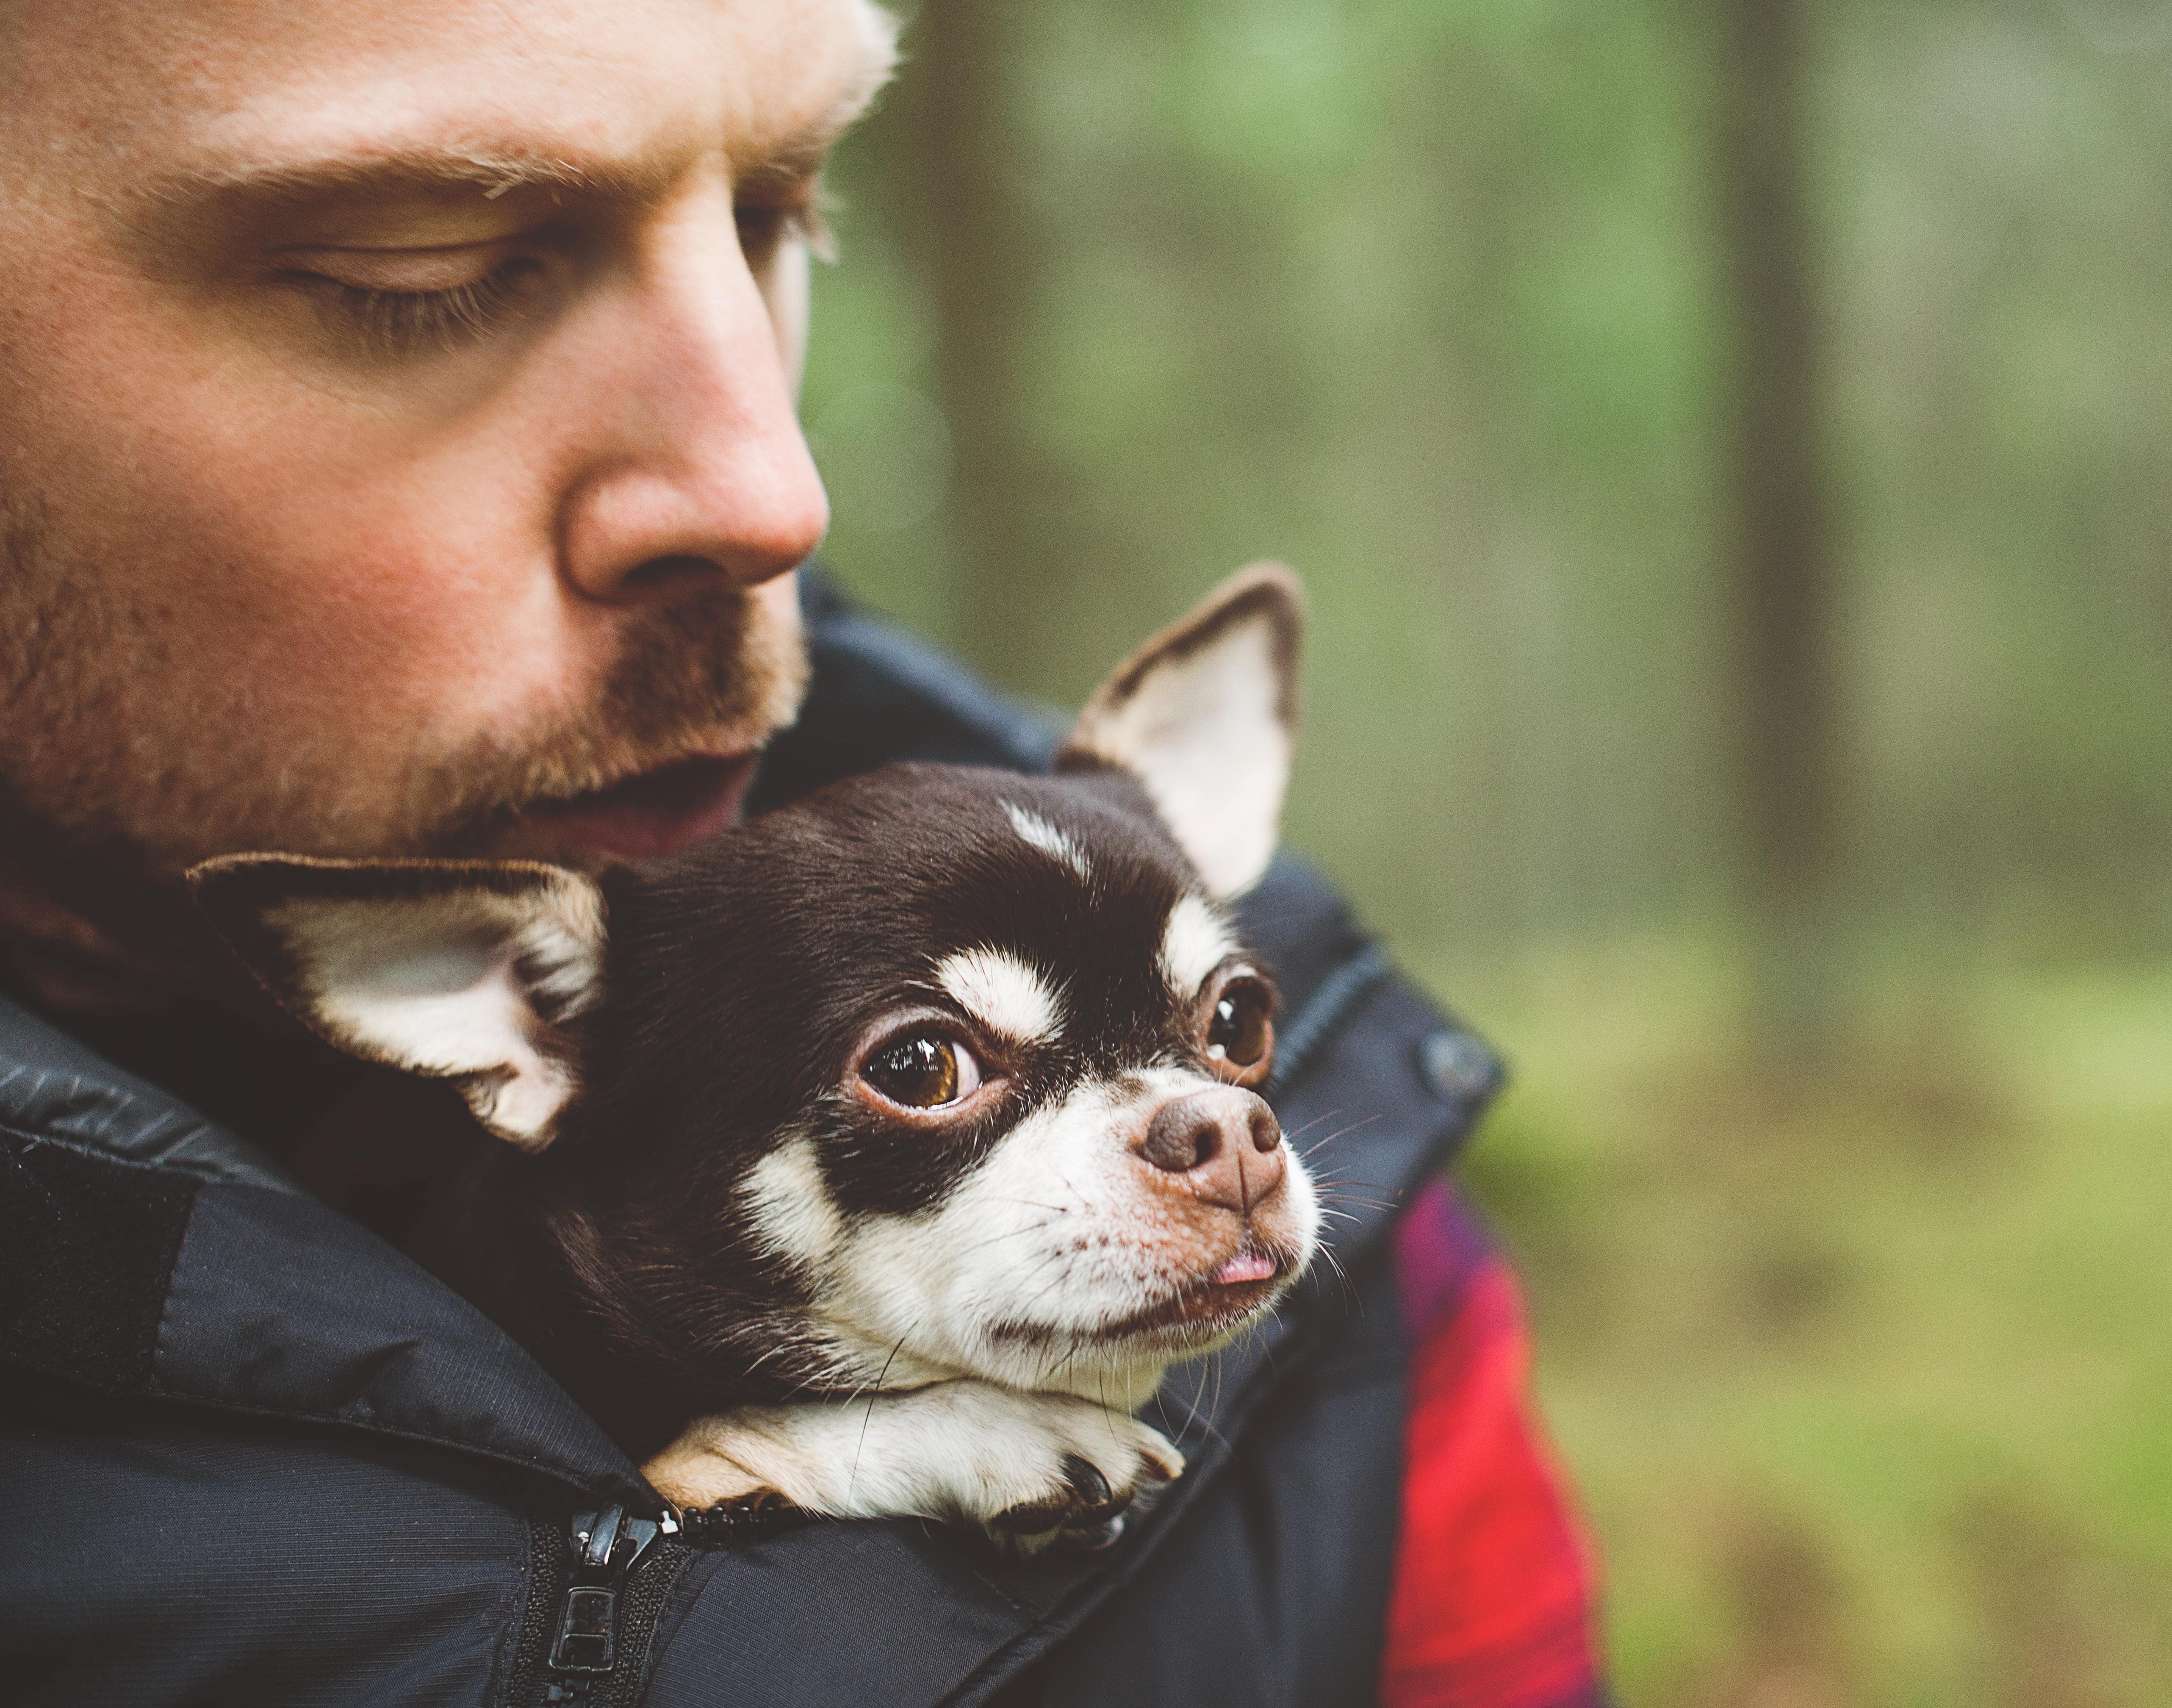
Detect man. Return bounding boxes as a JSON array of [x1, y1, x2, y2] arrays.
[[0, 1, 1608, 1702]]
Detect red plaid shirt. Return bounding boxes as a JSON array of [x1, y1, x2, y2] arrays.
[[1382, 1182, 1608, 1708]]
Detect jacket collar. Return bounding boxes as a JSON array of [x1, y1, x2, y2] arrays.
[[1, 573, 1499, 1533]]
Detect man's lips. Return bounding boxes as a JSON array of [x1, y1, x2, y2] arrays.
[[520, 752, 760, 861]]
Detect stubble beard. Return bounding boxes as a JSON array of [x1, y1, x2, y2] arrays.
[[0, 485, 810, 998]]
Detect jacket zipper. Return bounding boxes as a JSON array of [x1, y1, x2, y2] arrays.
[[541, 1504, 665, 1703]]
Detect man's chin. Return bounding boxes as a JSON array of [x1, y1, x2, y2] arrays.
[[484, 750, 765, 868]]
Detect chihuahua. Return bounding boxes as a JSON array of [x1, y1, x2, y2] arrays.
[[191, 566, 1319, 1552]]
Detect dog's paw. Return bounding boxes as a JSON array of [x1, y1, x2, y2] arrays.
[[824, 1381, 1183, 1556], [641, 1431, 787, 1514], [961, 1401, 1183, 1558], [641, 1382, 1181, 1556], [983, 1448, 1139, 1555]]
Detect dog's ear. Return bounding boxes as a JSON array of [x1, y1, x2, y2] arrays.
[[1057, 563, 1304, 899], [188, 855, 606, 1152]]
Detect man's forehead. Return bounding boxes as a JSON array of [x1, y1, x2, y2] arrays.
[[3, 0, 894, 201]]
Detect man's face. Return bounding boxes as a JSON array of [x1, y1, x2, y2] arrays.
[[0, 0, 890, 953]]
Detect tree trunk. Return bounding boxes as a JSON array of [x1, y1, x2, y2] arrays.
[[897, 0, 1047, 687], [1712, 0, 1846, 1050]]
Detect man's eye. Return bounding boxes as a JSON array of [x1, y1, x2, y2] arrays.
[[735, 200, 829, 262], [313, 264, 542, 358], [277, 248, 549, 360], [1206, 978, 1274, 1075], [863, 1033, 984, 1109]]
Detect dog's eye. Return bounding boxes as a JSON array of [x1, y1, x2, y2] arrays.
[[864, 1033, 984, 1109], [1206, 977, 1274, 1076]]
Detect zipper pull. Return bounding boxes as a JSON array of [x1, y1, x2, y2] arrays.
[[546, 1504, 660, 1700]]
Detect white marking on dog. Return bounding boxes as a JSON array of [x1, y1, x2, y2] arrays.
[[269, 878, 605, 1151], [1061, 580, 1297, 900], [817, 1064, 1318, 1405], [936, 946, 1063, 1046], [742, 1134, 845, 1268], [1003, 802, 1091, 881], [643, 1380, 1182, 1539], [1159, 892, 1238, 996]]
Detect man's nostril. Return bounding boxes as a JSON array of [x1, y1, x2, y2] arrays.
[[617, 554, 725, 595]]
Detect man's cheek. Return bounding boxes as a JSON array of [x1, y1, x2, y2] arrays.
[[143, 405, 582, 724], [2, 295, 583, 796]]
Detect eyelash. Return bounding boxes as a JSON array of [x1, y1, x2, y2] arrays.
[[303, 200, 828, 360], [317, 265, 537, 359], [738, 202, 831, 261]]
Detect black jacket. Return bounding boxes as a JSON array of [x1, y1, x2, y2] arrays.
[[0, 581, 1499, 1708]]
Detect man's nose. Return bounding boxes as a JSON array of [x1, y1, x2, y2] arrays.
[[555, 200, 830, 604], [1137, 1088, 1286, 1215]]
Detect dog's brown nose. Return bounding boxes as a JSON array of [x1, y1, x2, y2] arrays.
[[1138, 1088, 1285, 1214]]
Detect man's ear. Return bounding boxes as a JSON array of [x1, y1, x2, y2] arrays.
[[1056, 563, 1304, 899], [188, 855, 607, 1152]]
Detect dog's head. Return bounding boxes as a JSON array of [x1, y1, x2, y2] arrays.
[[193, 566, 1317, 1412]]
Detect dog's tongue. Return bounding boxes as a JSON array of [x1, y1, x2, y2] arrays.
[[1211, 1250, 1276, 1285]]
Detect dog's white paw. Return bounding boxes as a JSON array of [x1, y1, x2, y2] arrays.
[[643, 1381, 1183, 1555], [922, 1384, 1184, 1555]]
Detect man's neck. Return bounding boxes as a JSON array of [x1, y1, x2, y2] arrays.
[[0, 818, 305, 1164], [0, 841, 193, 1015], [2, 850, 477, 1247]]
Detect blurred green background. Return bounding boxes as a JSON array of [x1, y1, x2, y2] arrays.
[[801, 0, 2172, 1700]]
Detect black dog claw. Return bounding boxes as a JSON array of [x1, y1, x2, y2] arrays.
[[1060, 1453, 1111, 1508], [990, 1455, 1135, 1544]]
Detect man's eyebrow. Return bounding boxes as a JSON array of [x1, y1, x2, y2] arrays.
[[732, 132, 841, 202], [119, 8, 897, 255], [155, 110, 862, 220], [143, 39, 896, 225], [163, 147, 671, 211]]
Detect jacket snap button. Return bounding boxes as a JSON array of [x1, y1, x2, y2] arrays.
[[1416, 1029, 1493, 1103]]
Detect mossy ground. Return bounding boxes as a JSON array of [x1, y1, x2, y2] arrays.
[[1418, 937, 2172, 1707]]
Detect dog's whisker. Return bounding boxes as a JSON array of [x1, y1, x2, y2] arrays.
[[1277, 1108, 1344, 1146], [1297, 1113, 1383, 1158], [848, 1326, 917, 1504], [1201, 1355, 1231, 1448], [1311, 1241, 1360, 1312], [1173, 1350, 1214, 1446], [957, 1218, 1056, 1254], [1316, 1190, 1398, 1214]]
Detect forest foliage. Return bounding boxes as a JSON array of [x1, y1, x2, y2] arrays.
[[807, 0, 2172, 973], [802, 3, 2172, 1699]]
